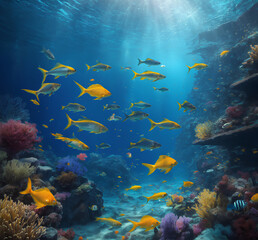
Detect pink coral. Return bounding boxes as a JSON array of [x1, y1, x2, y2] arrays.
[[0, 120, 41, 157], [215, 175, 236, 196], [226, 105, 244, 118], [190, 193, 195, 200], [58, 228, 75, 240], [55, 192, 71, 202], [77, 153, 87, 161]]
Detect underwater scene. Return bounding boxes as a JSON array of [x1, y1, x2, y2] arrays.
[[0, 0, 258, 239]]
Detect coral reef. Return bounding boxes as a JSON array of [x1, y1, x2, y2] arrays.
[[56, 172, 78, 190], [57, 228, 75, 240], [226, 105, 244, 118], [195, 121, 213, 140], [214, 175, 236, 196], [0, 195, 45, 240], [194, 224, 232, 240], [242, 44, 258, 66]]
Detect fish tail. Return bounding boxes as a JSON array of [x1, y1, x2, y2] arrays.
[[61, 106, 65, 110], [20, 178, 32, 195], [186, 65, 191, 74], [86, 64, 91, 71], [142, 163, 156, 175], [96, 145, 99, 149], [22, 89, 39, 102], [123, 113, 129, 122], [64, 113, 73, 130], [127, 219, 138, 232], [138, 58, 142, 66], [74, 81, 87, 98], [129, 103, 134, 109], [103, 105, 107, 110], [38, 67, 48, 84], [143, 196, 150, 203], [153, 87, 157, 91], [148, 118, 157, 131], [177, 102, 182, 111], [131, 70, 139, 80], [128, 142, 136, 149], [96, 217, 101, 221]]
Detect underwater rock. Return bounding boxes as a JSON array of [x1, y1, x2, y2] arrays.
[[0, 184, 20, 200], [39, 165, 55, 180], [194, 224, 232, 240], [41, 227, 58, 240]]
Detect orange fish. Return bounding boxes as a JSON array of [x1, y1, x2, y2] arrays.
[[206, 151, 212, 155], [79, 237, 83, 240], [193, 87, 199, 90], [193, 170, 198, 174], [122, 237, 125, 240], [114, 231, 119, 234], [90, 79, 95, 82]]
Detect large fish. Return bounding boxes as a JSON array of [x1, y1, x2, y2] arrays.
[[123, 111, 149, 121], [138, 58, 160, 66], [131, 70, 166, 82], [86, 62, 111, 72], [129, 138, 161, 151], [127, 215, 160, 232], [22, 83, 61, 101], [148, 118, 181, 131], [186, 63, 208, 73], [129, 101, 151, 109]]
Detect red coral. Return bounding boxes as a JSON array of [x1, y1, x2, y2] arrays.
[[215, 175, 236, 196], [226, 105, 244, 118], [0, 120, 41, 157], [237, 171, 250, 180], [58, 228, 75, 240]]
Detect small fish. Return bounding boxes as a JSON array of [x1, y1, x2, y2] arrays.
[[126, 152, 132, 158], [62, 103, 86, 112], [161, 65, 166, 68], [96, 217, 122, 226], [138, 58, 160, 66], [120, 214, 125, 216], [22, 83, 61, 101], [89, 205, 98, 211], [203, 109, 207, 111], [144, 192, 168, 203], [38, 145, 42, 148], [123, 111, 149, 121], [78, 237, 83, 240], [127, 215, 160, 232], [222, 122, 232, 129], [220, 50, 229, 57], [20, 178, 57, 209], [193, 87, 199, 90], [153, 87, 169, 92], [251, 193, 258, 202], [114, 230, 119, 234], [206, 169, 214, 173], [90, 78, 95, 81], [206, 151, 212, 155], [38, 63, 76, 84], [104, 104, 120, 110], [118, 176, 122, 178], [227, 200, 247, 211], [49, 119, 54, 122], [148, 118, 181, 131], [253, 150, 258, 154], [38, 149, 44, 152], [183, 181, 194, 188], [131, 70, 166, 82], [162, 180, 167, 183], [216, 88, 220, 90], [121, 67, 132, 70], [86, 62, 111, 72], [186, 63, 208, 73], [30, 99, 40, 105], [96, 143, 111, 149], [41, 47, 55, 60], [74, 81, 111, 100], [241, 148, 246, 152], [107, 113, 122, 121], [42, 124, 48, 128], [129, 138, 161, 151], [125, 185, 142, 191], [129, 101, 151, 109], [177, 101, 196, 112], [99, 172, 107, 177], [193, 171, 199, 174]]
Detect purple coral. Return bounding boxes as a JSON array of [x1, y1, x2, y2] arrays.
[[56, 156, 87, 176], [160, 213, 193, 240]]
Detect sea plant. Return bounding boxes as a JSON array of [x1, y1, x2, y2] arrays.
[[195, 121, 213, 140]]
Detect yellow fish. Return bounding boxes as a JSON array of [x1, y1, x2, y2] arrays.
[[251, 193, 258, 203], [131, 70, 166, 82], [49, 118, 54, 122], [162, 180, 167, 183], [220, 50, 229, 57], [148, 118, 181, 131], [42, 124, 48, 128], [22, 83, 61, 101], [127, 215, 160, 232], [38, 63, 76, 84], [64, 113, 108, 134], [183, 181, 194, 188], [125, 185, 142, 191], [120, 214, 125, 216], [142, 155, 178, 175], [74, 81, 111, 100], [20, 178, 57, 209], [143, 192, 167, 203], [186, 63, 208, 73], [86, 62, 111, 72], [118, 176, 122, 178], [96, 217, 122, 226], [30, 99, 40, 105]]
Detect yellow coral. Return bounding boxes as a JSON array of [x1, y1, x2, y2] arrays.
[[242, 45, 258, 65], [0, 195, 45, 240], [195, 121, 213, 140], [166, 198, 173, 207], [3, 159, 36, 184]]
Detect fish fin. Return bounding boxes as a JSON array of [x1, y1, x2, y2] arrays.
[[152, 78, 159, 82], [127, 219, 138, 232], [54, 76, 60, 79], [165, 168, 172, 174], [94, 97, 102, 100], [22, 89, 39, 102], [128, 142, 135, 149], [142, 163, 156, 175], [183, 109, 187, 112], [138, 58, 142, 66], [64, 113, 73, 130], [61, 106, 65, 110], [186, 65, 191, 73], [140, 148, 145, 152], [93, 69, 97, 71], [103, 105, 107, 110], [38, 67, 48, 84], [74, 81, 87, 98], [153, 87, 157, 90], [129, 103, 134, 109], [34, 200, 46, 209], [177, 102, 182, 111], [156, 155, 167, 162], [131, 70, 139, 80], [148, 118, 157, 131], [145, 228, 152, 232], [140, 77, 146, 80], [143, 196, 150, 203], [123, 113, 129, 122], [86, 64, 91, 71], [20, 178, 32, 195], [51, 63, 65, 70]]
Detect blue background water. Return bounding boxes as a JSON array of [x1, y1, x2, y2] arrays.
[[0, 0, 257, 183]]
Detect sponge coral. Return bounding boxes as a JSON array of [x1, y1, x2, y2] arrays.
[[0, 120, 41, 157], [0, 195, 45, 240], [195, 121, 213, 140]]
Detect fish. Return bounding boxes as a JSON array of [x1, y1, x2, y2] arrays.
[[153, 87, 169, 92], [96, 143, 111, 149], [128, 138, 161, 151], [193, 171, 199, 174], [89, 205, 98, 211], [253, 150, 258, 154], [118, 176, 122, 178], [41, 47, 55, 60], [22, 83, 61, 101], [142, 155, 178, 175], [64, 113, 108, 134], [162, 180, 167, 183], [120, 214, 125, 216], [30, 99, 40, 105], [114, 230, 119, 234], [129, 101, 151, 109], [186, 63, 208, 73], [206, 151, 212, 155], [220, 50, 229, 57], [227, 200, 247, 211], [161, 65, 166, 68], [148, 118, 181, 131], [61, 103, 86, 112], [138, 58, 161, 66], [206, 169, 214, 173], [96, 217, 122, 226], [127, 215, 160, 232], [90, 78, 95, 82], [86, 62, 111, 72], [123, 111, 149, 121], [38, 63, 76, 84], [49, 119, 54, 122], [193, 87, 199, 90], [131, 70, 166, 82], [42, 124, 48, 128], [126, 152, 132, 158], [103, 104, 120, 110], [78, 237, 83, 240], [251, 193, 258, 203], [183, 181, 194, 188], [125, 185, 142, 191], [107, 113, 122, 121], [177, 101, 196, 112], [74, 81, 111, 100], [20, 178, 57, 209], [99, 172, 107, 177], [121, 67, 132, 70]]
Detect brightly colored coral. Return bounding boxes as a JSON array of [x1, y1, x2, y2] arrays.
[[0, 195, 45, 240], [195, 121, 213, 140], [57, 228, 75, 240], [57, 156, 87, 176]]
